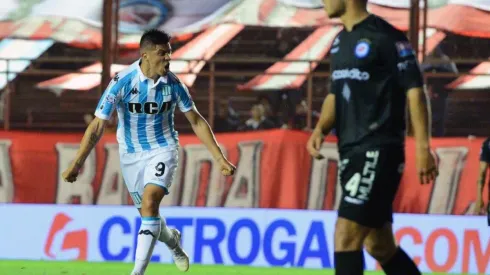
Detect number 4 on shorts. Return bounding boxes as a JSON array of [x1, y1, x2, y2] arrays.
[[345, 173, 361, 197]]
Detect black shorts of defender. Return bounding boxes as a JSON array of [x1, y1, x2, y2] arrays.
[[338, 147, 404, 228]]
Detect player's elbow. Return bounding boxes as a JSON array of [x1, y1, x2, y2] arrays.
[[185, 109, 206, 127], [89, 117, 107, 136], [192, 116, 210, 132]]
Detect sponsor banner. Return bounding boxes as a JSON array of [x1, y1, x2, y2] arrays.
[[0, 130, 487, 215], [0, 204, 488, 274]]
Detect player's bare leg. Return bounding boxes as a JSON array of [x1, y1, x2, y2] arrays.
[[137, 194, 190, 272], [131, 184, 166, 275], [334, 217, 371, 275], [364, 223, 421, 275]]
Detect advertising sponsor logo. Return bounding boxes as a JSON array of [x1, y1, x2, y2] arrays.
[[0, 204, 487, 274], [332, 69, 370, 81], [44, 213, 88, 260], [98, 215, 333, 268]]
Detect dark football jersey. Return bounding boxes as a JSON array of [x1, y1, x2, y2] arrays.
[[329, 15, 424, 157]]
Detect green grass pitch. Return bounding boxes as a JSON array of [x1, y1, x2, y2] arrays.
[[0, 260, 457, 275]]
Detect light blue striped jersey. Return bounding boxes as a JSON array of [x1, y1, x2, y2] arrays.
[[94, 60, 194, 154]]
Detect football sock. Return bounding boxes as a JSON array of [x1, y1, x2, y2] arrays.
[[381, 247, 421, 275], [335, 251, 364, 275], [132, 217, 161, 275], [158, 215, 177, 248]]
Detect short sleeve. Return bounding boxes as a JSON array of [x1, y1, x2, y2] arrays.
[[480, 139, 490, 163], [94, 76, 123, 120], [380, 35, 424, 91], [176, 83, 194, 113]]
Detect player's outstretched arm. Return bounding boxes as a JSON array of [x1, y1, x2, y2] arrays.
[[62, 117, 108, 182], [307, 93, 335, 159], [407, 87, 438, 184], [184, 106, 236, 176]]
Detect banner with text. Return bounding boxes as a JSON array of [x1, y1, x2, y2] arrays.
[[0, 204, 488, 274], [0, 130, 487, 215]]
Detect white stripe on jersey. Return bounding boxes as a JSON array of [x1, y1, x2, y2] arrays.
[[146, 79, 159, 150]]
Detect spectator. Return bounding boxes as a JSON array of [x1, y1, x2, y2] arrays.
[[258, 95, 281, 127], [214, 99, 240, 133], [239, 104, 275, 131], [290, 100, 319, 131]]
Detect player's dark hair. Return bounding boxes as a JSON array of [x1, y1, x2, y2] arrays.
[[139, 29, 171, 50]]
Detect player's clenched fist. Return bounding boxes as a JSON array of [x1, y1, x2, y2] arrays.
[[415, 147, 438, 185], [62, 163, 81, 183], [307, 128, 325, 159], [217, 157, 236, 176]]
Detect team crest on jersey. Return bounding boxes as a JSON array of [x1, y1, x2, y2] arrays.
[[354, 40, 370, 59], [395, 41, 415, 58], [105, 94, 116, 104]]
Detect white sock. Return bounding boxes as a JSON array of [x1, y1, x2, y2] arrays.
[[158, 215, 177, 248], [132, 217, 161, 275]]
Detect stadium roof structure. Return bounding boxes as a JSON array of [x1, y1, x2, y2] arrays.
[[36, 23, 243, 93], [239, 27, 446, 91], [237, 26, 343, 91], [1, 0, 490, 48], [447, 62, 490, 90], [0, 38, 54, 89], [2, 0, 490, 92]]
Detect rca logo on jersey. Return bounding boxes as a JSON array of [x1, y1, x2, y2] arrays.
[[354, 39, 370, 59], [332, 68, 370, 81], [127, 101, 171, 114], [44, 213, 88, 260]]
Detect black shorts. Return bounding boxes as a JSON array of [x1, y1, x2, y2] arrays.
[[338, 147, 405, 228]]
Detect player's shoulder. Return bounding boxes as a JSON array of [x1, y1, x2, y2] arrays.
[[111, 61, 139, 87], [167, 71, 191, 96], [167, 71, 182, 85], [370, 15, 408, 42]]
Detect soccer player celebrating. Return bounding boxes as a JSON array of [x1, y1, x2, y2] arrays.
[[62, 29, 236, 274], [475, 137, 489, 224], [307, 1, 438, 275]]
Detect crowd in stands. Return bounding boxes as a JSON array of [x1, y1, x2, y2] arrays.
[[213, 90, 320, 133]]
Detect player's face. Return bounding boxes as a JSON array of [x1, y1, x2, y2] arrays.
[[323, 0, 346, 18], [143, 43, 172, 76]]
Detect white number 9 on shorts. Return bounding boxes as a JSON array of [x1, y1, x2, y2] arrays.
[[121, 148, 179, 207], [143, 151, 178, 194]]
